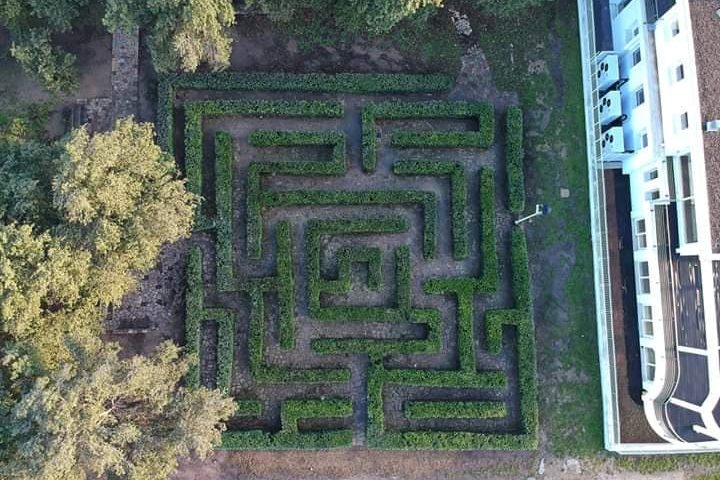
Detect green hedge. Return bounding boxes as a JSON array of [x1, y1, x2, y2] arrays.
[[256, 190, 437, 260], [214, 132, 235, 290], [405, 401, 507, 420], [235, 400, 264, 417], [222, 397, 353, 449], [482, 227, 537, 449], [276, 221, 296, 349], [246, 281, 351, 383], [306, 218, 411, 322], [393, 160, 467, 260], [158, 72, 453, 154], [245, 131, 347, 259], [320, 246, 383, 293], [362, 101, 494, 173], [185, 247, 236, 393], [391, 131, 493, 149], [506, 107, 525, 213], [478, 168, 498, 292], [184, 100, 343, 227]]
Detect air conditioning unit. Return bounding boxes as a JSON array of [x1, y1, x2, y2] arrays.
[[597, 54, 620, 91], [599, 90, 623, 125], [601, 127, 626, 158]]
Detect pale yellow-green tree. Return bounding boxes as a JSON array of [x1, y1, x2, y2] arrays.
[[0, 224, 93, 361], [53, 117, 197, 306], [0, 339, 236, 480], [0, 118, 196, 367], [103, 0, 235, 72]]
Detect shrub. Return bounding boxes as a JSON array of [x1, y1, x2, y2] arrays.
[[393, 160, 467, 259], [478, 168, 498, 292], [214, 132, 235, 290], [185, 246, 236, 393], [255, 190, 436, 260], [405, 401, 507, 419], [362, 101, 494, 173], [157, 73, 453, 154], [506, 107, 526, 213], [184, 100, 343, 226]]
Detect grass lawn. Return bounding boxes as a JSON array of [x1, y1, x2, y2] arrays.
[[473, 0, 603, 456]]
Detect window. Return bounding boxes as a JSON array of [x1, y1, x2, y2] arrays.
[[637, 261, 651, 294], [632, 48, 642, 66], [641, 305, 654, 337], [638, 130, 649, 149], [670, 20, 680, 37], [626, 23, 640, 44], [635, 219, 647, 249], [645, 169, 658, 181], [680, 112, 689, 130], [635, 87, 645, 107], [646, 190, 660, 201], [642, 346, 656, 382], [675, 64, 685, 82], [679, 155, 698, 243]]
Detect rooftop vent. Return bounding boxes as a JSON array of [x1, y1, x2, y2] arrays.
[[706, 120, 720, 132]]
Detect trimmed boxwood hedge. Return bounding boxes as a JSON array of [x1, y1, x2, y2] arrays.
[[184, 100, 344, 227], [177, 73, 537, 451], [306, 217, 411, 322], [393, 160, 468, 260], [405, 401, 507, 420], [478, 168, 499, 293], [185, 246, 236, 393], [214, 132, 235, 291], [255, 190, 437, 260], [362, 101, 495, 172], [320, 246, 383, 293], [158, 72, 453, 154], [222, 397, 353, 449], [506, 107, 526, 214], [482, 227, 537, 449]]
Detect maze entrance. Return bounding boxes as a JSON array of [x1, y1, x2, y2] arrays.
[[162, 73, 537, 450]]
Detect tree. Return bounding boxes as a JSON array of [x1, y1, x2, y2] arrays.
[[0, 119, 196, 367], [0, 339, 236, 480], [245, 0, 442, 38], [0, 224, 94, 364], [9, 29, 79, 94], [53, 118, 197, 306], [103, 0, 235, 72], [472, 0, 551, 16], [0, 140, 58, 226]]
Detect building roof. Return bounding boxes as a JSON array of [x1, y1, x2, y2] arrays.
[[689, 0, 720, 253]]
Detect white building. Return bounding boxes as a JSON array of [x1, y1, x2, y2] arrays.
[[579, 0, 720, 453]]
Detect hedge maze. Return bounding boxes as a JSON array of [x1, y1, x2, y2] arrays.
[[163, 73, 536, 450]]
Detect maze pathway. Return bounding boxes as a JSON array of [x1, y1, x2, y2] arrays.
[[160, 73, 537, 450]]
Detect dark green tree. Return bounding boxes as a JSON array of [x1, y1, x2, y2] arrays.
[[246, 0, 442, 41], [473, 0, 551, 16]]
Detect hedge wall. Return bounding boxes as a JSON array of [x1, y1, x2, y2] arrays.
[[158, 72, 453, 154], [506, 107, 526, 213], [362, 101, 494, 172]]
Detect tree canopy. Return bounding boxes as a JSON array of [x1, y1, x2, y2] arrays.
[[0, 0, 236, 91], [103, 0, 235, 73], [0, 340, 236, 480], [247, 0, 442, 38], [0, 118, 196, 366], [471, 0, 551, 16], [0, 118, 229, 480]]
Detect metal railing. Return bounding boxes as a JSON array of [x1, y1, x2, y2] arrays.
[[577, 0, 623, 448]]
